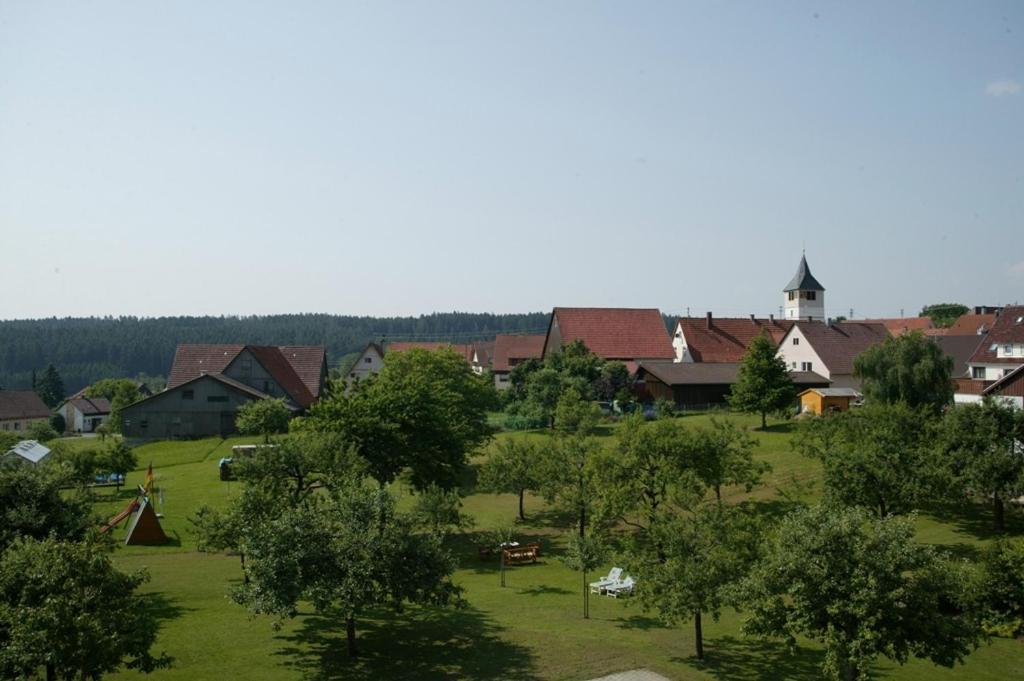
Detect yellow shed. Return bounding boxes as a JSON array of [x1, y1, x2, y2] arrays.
[[799, 388, 861, 415]]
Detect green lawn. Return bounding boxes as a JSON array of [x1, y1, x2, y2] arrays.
[[99, 415, 1024, 680]]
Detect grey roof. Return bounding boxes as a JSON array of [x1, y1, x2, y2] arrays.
[[637, 361, 829, 387], [933, 335, 985, 378], [783, 254, 825, 292], [800, 387, 861, 397], [5, 440, 51, 464]]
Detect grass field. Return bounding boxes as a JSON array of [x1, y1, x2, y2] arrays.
[[69, 413, 1024, 681]]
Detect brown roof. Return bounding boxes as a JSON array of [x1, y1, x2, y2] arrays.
[[675, 316, 793, 363], [933, 335, 985, 378], [636, 361, 828, 387], [167, 344, 325, 408], [386, 342, 473, 362], [492, 334, 546, 372], [791, 321, 890, 375], [68, 397, 111, 416], [546, 308, 674, 361], [968, 306, 1024, 365], [858, 317, 934, 336], [167, 344, 245, 388], [948, 312, 999, 336], [0, 390, 51, 421]]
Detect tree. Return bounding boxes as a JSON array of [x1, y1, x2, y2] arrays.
[[742, 505, 980, 681], [192, 486, 285, 584], [684, 418, 765, 504], [853, 331, 953, 410], [938, 399, 1024, 532], [796, 403, 939, 517], [978, 538, 1024, 637], [233, 484, 462, 657], [86, 378, 145, 432], [728, 332, 796, 429], [0, 536, 170, 679], [102, 441, 138, 490], [0, 465, 92, 551], [49, 413, 66, 435], [561, 532, 606, 619], [477, 439, 542, 521], [537, 434, 602, 618], [235, 398, 292, 443], [307, 348, 493, 490], [25, 420, 59, 444], [553, 388, 601, 436], [637, 504, 759, 660], [410, 484, 474, 538], [35, 364, 64, 408], [593, 361, 631, 402], [523, 367, 563, 428], [920, 303, 969, 328]]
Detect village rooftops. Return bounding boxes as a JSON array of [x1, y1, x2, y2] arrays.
[[492, 334, 546, 372], [783, 254, 825, 292], [967, 306, 1024, 365], [675, 315, 793, 363], [787, 321, 890, 375]]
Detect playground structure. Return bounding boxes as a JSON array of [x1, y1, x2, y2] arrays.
[[99, 465, 168, 545]]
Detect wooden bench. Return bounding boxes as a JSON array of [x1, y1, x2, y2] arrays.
[[502, 545, 538, 565]]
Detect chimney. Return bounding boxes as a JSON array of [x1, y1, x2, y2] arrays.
[[749, 314, 756, 325], [769, 314, 775, 323], [807, 316, 813, 323], [706, 311, 712, 329], [826, 318, 832, 327], [975, 306, 981, 315]]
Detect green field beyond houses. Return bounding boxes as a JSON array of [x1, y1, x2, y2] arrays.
[[74, 414, 1023, 681]]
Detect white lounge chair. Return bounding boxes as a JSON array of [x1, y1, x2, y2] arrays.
[[605, 575, 635, 598], [589, 567, 623, 594]]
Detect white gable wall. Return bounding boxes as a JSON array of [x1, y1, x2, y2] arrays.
[[776, 327, 830, 379]]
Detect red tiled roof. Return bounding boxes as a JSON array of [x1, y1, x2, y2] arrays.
[[968, 306, 1024, 365], [167, 344, 325, 408], [167, 345, 245, 388], [546, 308, 674, 361], [676, 316, 793, 363], [792, 322, 890, 375], [858, 317, 934, 336], [386, 342, 473, 362], [0, 390, 51, 421], [948, 312, 998, 336], [492, 334, 546, 372]]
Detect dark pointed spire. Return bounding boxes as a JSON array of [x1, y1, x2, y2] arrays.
[[783, 254, 825, 292]]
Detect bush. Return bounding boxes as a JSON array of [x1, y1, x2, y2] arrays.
[[50, 413, 66, 434], [980, 539, 1024, 637], [25, 421, 59, 444], [503, 401, 548, 431]]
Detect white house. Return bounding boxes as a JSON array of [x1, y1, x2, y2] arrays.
[[60, 396, 111, 433], [347, 343, 385, 382], [776, 321, 889, 390]]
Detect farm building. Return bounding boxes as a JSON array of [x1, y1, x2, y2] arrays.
[[635, 361, 829, 410]]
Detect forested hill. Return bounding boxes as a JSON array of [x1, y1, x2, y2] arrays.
[[0, 312, 550, 393]]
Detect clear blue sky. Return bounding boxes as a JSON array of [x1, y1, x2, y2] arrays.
[[1, 1, 1021, 321]]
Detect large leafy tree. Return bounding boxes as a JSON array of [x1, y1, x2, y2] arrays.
[[684, 418, 765, 505], [728, 332, 796, 429], [308, 348, 493, 489], [978, 538, 1024, 637], [795, 403, 939, 517], [34, 364, 64, 408], [853, 331, 953, 410], [0, 466, 92, 551], [233, 484, 462, 657], [920, 303, 969, 328], [235, 398, 292, 443], [938, 399, 1024, 532], [103, 441, 138, 490], [637, 504, 759, 660], [477, 439, 542, 521], [0, 536, 170, 679], [553, 387, 601, 436], [742, 505, 981, 681]]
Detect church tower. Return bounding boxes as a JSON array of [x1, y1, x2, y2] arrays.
[[783, 253, 825, 321]]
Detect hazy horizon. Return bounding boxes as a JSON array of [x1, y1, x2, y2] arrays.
[[2, 2, 1021, 321]]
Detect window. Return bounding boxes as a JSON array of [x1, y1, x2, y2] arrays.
[[1003, 345, 1013, 356], [140, 420, 148, 429], [497, 375, 509, 383], [801, 362, 813, 372], [788, 291, 795, 301], [182, 390, 194, 400], [240, 359, 252, 376], [972, 366, 985, 379], [364, 357, 372, 363], [208, 395, 228, 403], [13, 422, 19, 430], [791, 362, 797, 369], [792, 337, 800, 345], [806, 291, 816, 300]]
